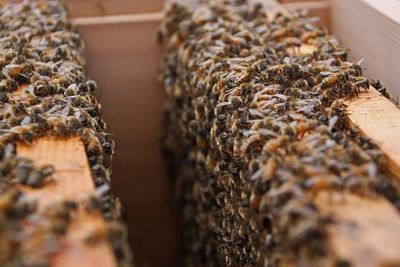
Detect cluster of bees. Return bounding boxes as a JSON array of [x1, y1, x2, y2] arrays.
[[0, 1, 132, 266], [159, 1, 400, 266]]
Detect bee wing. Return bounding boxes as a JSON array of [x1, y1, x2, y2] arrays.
[[320, 71, 335, 76], [328, 67, 341, 72], [282, 56, 293, 64], [357, 58, 365, 65], [328, 115, 338, 130], [4, 63, 22, 70], [306, 17, 320, 23], [216, 101, 230, 108]]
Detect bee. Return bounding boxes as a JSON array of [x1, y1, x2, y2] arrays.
[[302, 175, 342, 194], [0, 124, 40, 143], [266, 65, 284, 76], [64, 83, 79, 96], [283, 37, 302, 53], [370, 79, 391, 98], [229, 96, 243, 109], [217, 76, 236, 90], [91, 164, 108, 179], [66, 116, 81, 130], [47, 117, 70, 136], [78, 128, 103, 163], [300, 30, 325, 43], [2, 64, 24, 79], [271, 27, 291, 40], [0, 78, 18, 92], [353, 77, 369, 91], [87, 136, 102, 159], [14, 159, 34, 184], [318, 71, 349, 89], [86, 80, 97, 93], [26, 164, 54, 188], [292, 79, 310, 89]]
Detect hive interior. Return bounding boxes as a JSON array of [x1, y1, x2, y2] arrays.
[[1, 0, 400, 267], [158, 1, 400, 266]]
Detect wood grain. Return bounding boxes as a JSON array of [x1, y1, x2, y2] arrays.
[[345, 88, 400, 182], [63, 0, 163, 18], [317, 192, 400, 267], [16, 136, 118, 267], [282, 0, 331, 30], [51, 208, 117, 267], [72, 12, 163, 26], [17, 136, 93, 207]]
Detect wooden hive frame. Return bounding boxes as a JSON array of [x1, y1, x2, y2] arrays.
[[7, 0, 400, 266]]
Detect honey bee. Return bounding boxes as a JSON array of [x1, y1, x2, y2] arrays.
[[353, 77, 369, 91], [66, 116, 81, 130], [2, 63, 24, 79], [370, 79, 391, 99], [25, 164, 54, 188], [0, 124, 39, 143], [159, 2, 399, 266], [292, 79, 310, 89], [318, 71, 349, 89], [14, 159, 34, 184], [47, 117, 70, 136], [271, 27, 291, 40], [300, 30, 325, 44]]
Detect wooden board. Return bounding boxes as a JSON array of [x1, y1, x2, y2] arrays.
[[330, 0, 400, 99], [299, 43, 400, 183], [317, 192, 400, 267], [64, 0, 163, 18], [17, 136, 93, 206], [76, 18, 178, 267], [282, 0, 330, 30], [345, 88, 400, 182], [16, 136, 118, 267], [7, 68, 119, 267]]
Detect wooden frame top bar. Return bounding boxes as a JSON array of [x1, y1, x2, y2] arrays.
[[16, 132, 118, 267]]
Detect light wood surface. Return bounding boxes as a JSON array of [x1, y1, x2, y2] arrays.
[[17, 136, 93, 206], [51, 208, 117, 267], [72, 12, 163, 26], [317, 192, 400, 267], [64, 0, 163, 18], [345, 88, 400, 182], [17, 136, 118, 267], [282, 0, 330, 30]]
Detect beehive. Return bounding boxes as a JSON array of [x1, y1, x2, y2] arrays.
[[1, 0, 400, 266], [159, 0, 400, 266]]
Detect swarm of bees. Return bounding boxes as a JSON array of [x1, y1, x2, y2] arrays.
[[0, 1, 132, 266], [159, 1, 400, 266]]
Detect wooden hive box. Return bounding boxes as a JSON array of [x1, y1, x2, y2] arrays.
[[13, 0, 400, 266]]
